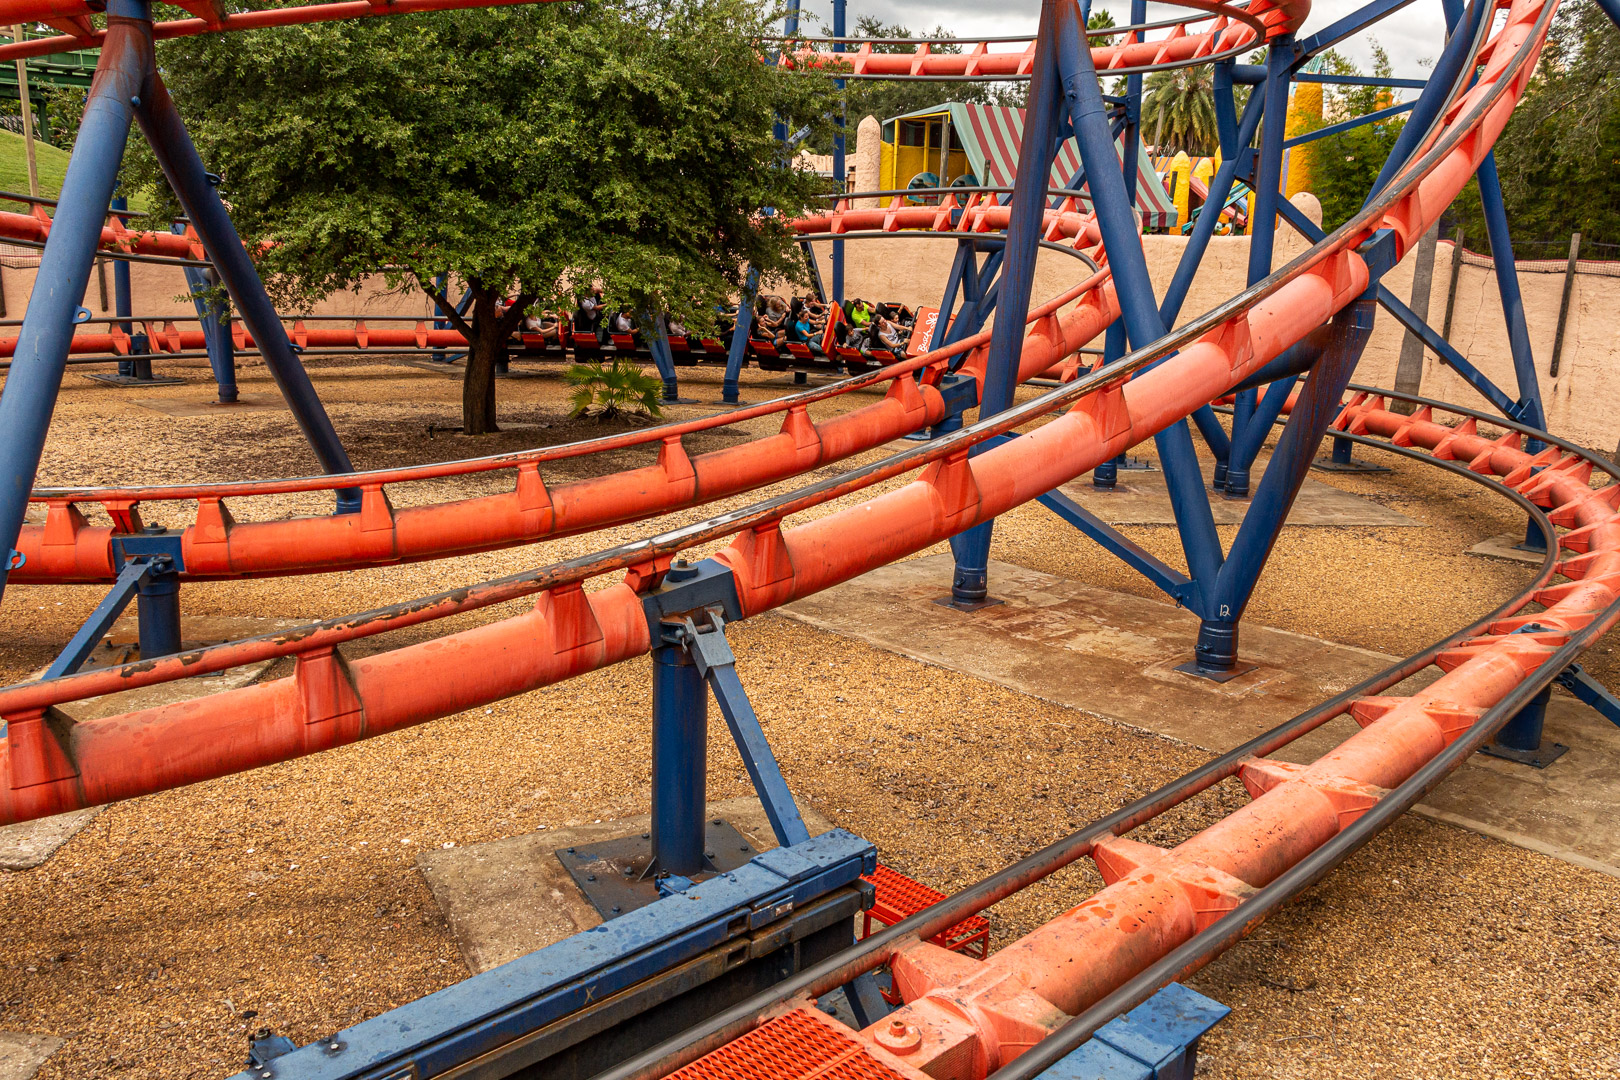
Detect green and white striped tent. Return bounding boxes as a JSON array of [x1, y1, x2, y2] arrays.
[[890, 102, 1176, 228]]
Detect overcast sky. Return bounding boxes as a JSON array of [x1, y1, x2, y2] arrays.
[[791, 0, 1448, 93]]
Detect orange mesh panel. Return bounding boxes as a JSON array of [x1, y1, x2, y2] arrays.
[[862, 864, 990, 957], [667, 1008, 910, 1080]]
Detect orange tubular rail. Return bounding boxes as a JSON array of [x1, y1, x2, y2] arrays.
[[0, 0, 1562, 858], [12, 210, 1114, 585], [778, 0, 1299, 79]]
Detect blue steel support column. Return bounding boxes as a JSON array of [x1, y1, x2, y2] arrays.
[[136, 559, 182, 657], [1224, 36, 1293, 499], [133, 69, 360, 511], [1203, 298, 1376, 648], [650, 643, 707, 877], [722, 270, 757, 405], [177, 226, 237, 403], [112, 196, 135, 378], [1054, 0, 1224, 613], [1120, 0, 1145, 219], [1475, 153, 1545, 431], [946, 0, 1066, 607], [831, 0, 846, 306], [0, 2, 149, 606]]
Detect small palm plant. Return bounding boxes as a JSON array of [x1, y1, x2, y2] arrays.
[[564, 357, 666, 422]]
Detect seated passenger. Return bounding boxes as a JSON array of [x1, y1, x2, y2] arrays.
[[666, 316, 689, 340], [575, 287, 605, 335], [609, 309, 635, 336], [848, 299, 872, 329], [873, 314, 907, 352]]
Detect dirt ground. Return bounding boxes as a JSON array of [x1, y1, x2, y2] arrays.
[[0, 355, 1617, 1080]]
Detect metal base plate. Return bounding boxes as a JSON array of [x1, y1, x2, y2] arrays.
[[933, 595, 1006, 612], [1172, 660, 1260, 684], [1311, 456, 1391, 474], [83, 372, 186, 387], [555, 818, 759, 919], [1480, 741, 1570, 769], [1116, 456, 1156, 471], [660, 396, 701, 405]]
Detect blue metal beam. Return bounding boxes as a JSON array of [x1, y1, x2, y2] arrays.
[[43, 558, 151, 679], [1283, 101, 1413, 150], [1036, 488, 1195, 606], [1558, 665, 1620, 728], [723, 270, 757, 405], [229, 830, 875, 1080], [0, 0, 149, 607], [1292, 0, 1421, 62], [1475, 152, 1546, 430]]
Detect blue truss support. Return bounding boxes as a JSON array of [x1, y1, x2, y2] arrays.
[[647, 314, 685, 404], [137, 57, 359, 511], [1476, 152, 1546, 432], [1376, 287, 1521, 417], [1291, 0, 1421, 61], [1057, 4, 1227, 617], [931, 241, 976, 351], [1091, 320, 1128, 488], [1120, 0, 1146, 215], [228, 829, 876, 1080], [42, 558, 152, 679], [0, 2, 149, 606], [1037, 983, 1229, 1080], [111, 196, 138, 379], [1273, 196, 1524, 420], [1037, 488, 1195, 606], [1557, 665, 1620, 728], [1221, 39, 1291, 500], [1596, 0, 1620, 31], [723, 269, 758, 404], [1198, 296, 1377, 670], [1284, 101, 1413, 150], [939, 246, 1005, 354], [829, 0, 847, 305], [947, 0, 1067, 606], [681, 613, 811, 849], [1227, 374, 1299, 480]]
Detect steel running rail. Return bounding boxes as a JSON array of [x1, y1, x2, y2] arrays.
[[10, 203, 1113, 584]]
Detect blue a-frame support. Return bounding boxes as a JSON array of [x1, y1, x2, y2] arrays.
[[944, 0, 1539, 677]]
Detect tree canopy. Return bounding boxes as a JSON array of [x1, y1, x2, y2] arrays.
[[138, 0, 841, 433], [1141, 65, 1218, 156], [1447, 0, 1620, 255]]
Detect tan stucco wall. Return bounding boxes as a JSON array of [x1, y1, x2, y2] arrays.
[[0, 259, 432, 324], [808, 229, 1619, 452]]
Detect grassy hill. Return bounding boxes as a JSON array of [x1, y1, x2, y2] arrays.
[[0, 129, 72, 202]]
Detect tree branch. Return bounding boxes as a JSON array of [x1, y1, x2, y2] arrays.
[[417, 273, 475, 340]]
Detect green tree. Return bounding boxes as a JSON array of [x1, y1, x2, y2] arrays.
[[144, 0, 839, 435], [1302, 43, 1407, 230], [1141, 65, 1218, 155], [1088, 9, 1118, 49], [1447, 0, 1620, 254]]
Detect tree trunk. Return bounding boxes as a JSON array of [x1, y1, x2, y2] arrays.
[[463, 288, 503, 435]]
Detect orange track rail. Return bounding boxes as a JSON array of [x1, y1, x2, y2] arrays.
[[0, 0, 1559, 844], [10, 207, 1112, 584]]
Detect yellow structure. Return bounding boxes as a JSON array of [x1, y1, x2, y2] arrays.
[[1167, 151, 1192, 228], [879, 111, 972, 194], [1283, 81, 1324, 199]]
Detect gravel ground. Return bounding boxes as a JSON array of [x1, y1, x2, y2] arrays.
[[0, 356, 1616, 1079]]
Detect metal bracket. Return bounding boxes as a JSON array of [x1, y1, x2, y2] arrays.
[[6, 549, 22, 570], [111, 528, 187, 572], [43, 555, 165, 679], [1556, 664, 1620, 729], [661, 604, 811, 850]]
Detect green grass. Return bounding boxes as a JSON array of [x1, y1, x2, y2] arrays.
[[0, 129, 72, 202]]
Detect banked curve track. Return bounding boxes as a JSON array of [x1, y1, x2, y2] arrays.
[[2, 2, 1607, 1075], [4, 0, 1310, 585]]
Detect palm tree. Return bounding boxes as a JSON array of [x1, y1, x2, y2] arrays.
[[564, 357, 666, 422], [1141, 66, 1218, 157]]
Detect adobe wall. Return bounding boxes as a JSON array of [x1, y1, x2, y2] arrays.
[[816, 227, 1620, 453]]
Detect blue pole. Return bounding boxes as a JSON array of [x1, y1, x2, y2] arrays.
[[831, 0, 846, 306], [1225, 37, 1293, 499], [647, 312, 681, 403], [0, 1, 149, 606], [1091, 320, 1126, 489], [723, 270, 757, 405], [650, 643, 707, 877], [134, 68, 360, 511], [947, 0, 1066, 606], [176, 225, 237, 402], [112, 196, 135, 378], [1476, 152, 1545, 431]]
